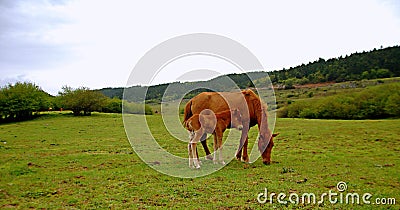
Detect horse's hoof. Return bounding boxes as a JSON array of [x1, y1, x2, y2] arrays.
[[206, 155, 213, 160], [221, 161, 226, 165], [263, 161, 271, 165]]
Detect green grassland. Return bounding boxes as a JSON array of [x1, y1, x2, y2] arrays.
[[0, 113, 399, 209]]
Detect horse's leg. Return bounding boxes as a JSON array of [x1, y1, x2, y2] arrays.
[[195, 146, 201, 165], [242, 136, 249, 163], [236, 125, 249, 161], [188, 143, 193, 168], [218, 133, 225, 165], [200, 133, 213, 160], [213, 133, 218, 164]]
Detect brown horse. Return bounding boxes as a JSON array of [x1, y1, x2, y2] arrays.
[[184, 109, 243, 169], [183, 89, 278, 165]]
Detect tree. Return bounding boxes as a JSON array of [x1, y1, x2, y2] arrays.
[[58, 86, 107, 116], [376, 69, 392, 78], [0, 82, 49, 121], [361, 71, 370, 79], [283, 78, 295, 89]]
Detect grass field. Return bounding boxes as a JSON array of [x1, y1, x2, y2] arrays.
[[0, 113, 399, 209]]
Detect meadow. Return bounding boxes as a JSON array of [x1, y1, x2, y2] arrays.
[[0, 113, 399, 209]]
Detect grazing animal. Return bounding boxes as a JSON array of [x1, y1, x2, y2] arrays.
[[184, 109, 243, 169], [183, 89, 278, 165]]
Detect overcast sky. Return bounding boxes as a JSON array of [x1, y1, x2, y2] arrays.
[[1, 0, 400, 95]]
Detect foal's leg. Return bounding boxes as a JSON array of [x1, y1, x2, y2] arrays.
[[188, 131, 195, 168], [191, 131, 202, 169], [190, 142, 200, 169], [192, 143, 200, 169]]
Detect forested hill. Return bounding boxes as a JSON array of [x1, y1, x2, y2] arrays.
[[266, 45, 400, 86], [100, 45, 400, 101]]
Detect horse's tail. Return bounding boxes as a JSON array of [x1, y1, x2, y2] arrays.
[[183, 99, 193, 124]]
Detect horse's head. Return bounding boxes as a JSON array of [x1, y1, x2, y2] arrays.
[[231, 108, 243, 131], [258, 132, 279, 165]]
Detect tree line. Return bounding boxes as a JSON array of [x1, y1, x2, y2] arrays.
[[268, 46, 400, 89], [100, 46, 400, 101], [0, 83, 152, 123]]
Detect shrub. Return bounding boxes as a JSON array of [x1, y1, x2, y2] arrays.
[[281, 83, 400, 119], [123, 101, 153, 115], [102, 97, 122, 113], [299, 107, 317, 119], [276, 106, 288, 118], [287, 101, 307, 118]]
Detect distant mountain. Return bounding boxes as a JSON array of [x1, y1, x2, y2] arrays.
[[99, 45, 400, 101], [99, 72, 270, 102]]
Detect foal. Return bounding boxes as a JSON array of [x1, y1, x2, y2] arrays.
[[184, 108, 243, 169]]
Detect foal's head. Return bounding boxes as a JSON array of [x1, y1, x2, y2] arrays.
[[231, 108, 243, 130]]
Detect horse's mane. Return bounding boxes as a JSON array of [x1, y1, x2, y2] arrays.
[[242, 89, 268, 114], [242, 89, 270, 135]]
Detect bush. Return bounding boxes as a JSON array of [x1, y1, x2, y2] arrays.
[[384, 93, 400, 116], [123, 101, 153, 115], [298, 108, 314, 118], [276, 106, 288, 118], [282, 83, 400, 119], [102, 97, 122, 113]]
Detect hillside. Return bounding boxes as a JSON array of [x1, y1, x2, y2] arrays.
[[100, 45, 400, 101], [275, 77, 400, 119], [101, 72, 269, 102], [265, 45, 400, 89]]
